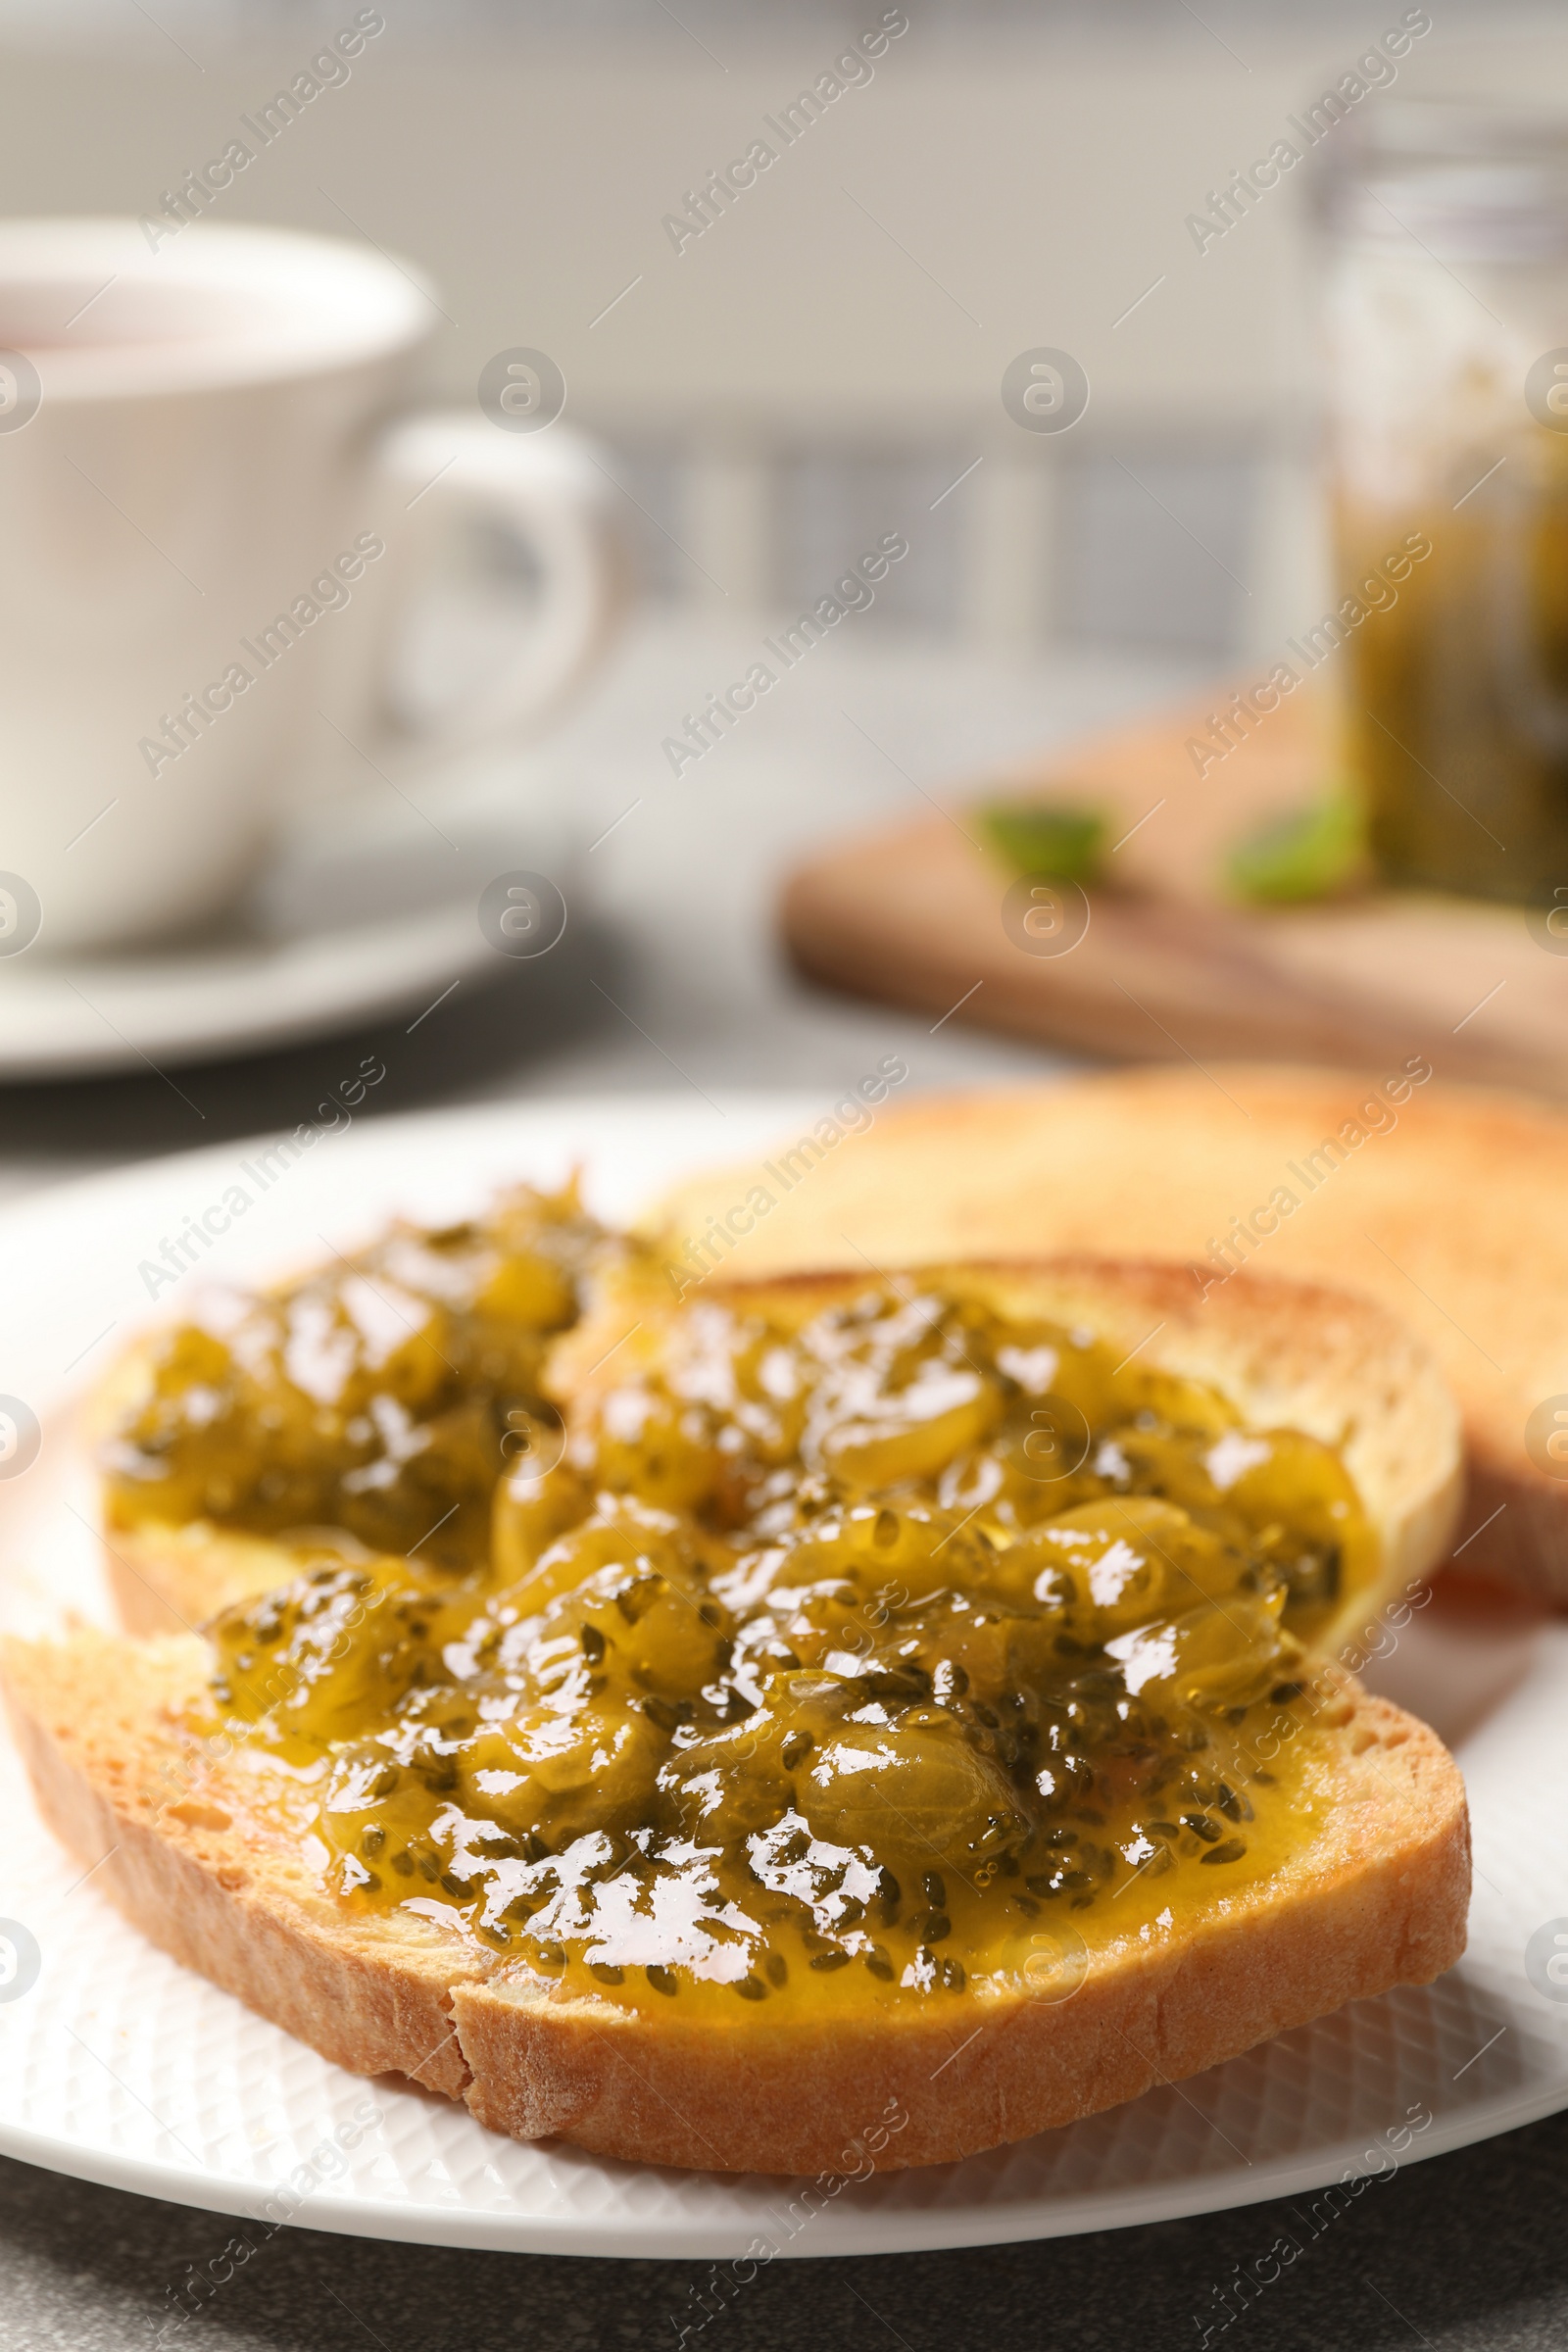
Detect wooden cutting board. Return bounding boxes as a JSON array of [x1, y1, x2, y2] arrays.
[[781, 689, 1568, 1096]]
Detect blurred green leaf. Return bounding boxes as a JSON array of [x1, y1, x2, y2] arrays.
[[979, 802, 1107, 885], [1225, 788, 1367, 905]]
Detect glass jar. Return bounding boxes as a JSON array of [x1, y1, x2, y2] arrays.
[[1320, 103, 1568, 904]]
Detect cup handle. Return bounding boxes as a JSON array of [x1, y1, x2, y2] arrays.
[[370, 412, 627, 754]]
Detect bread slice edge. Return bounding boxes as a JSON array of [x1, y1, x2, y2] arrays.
[[1, 1630, 488, 2100], [458, 1678, 1468, 2174], [1, 1629, 1469, 2174]]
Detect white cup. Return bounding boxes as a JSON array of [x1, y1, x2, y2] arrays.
[[0, 218, 625, 955]]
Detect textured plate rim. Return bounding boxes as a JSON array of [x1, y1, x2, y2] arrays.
[[0, 2075, 1564, 2259]]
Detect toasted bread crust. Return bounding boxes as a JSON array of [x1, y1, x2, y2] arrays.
[[1, 1633, 489, 2099], [1, 1630, 1468, 2174], [552, 1255, 1463, 1660], [458, 1683, 1467, 2170], [646, 1068, 1568, 1600], [103, 1517, 319, 1640]]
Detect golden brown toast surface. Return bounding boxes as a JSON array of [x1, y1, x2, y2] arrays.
[[648, 1068, 1567, 1598]]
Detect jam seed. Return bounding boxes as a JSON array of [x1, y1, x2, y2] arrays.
[[780, 1731, 813, 1771], [734, 1975, 768, 2000], [808, 1950, 852, 1972], [589, 1961, 624, 1984], [1200, 1838, 1247, 1866], [921, 1871, 947, 1906], [646, 1965, 678, 1995]]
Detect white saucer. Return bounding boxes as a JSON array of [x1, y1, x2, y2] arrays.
[[1, 1095, 1564, 2256], [0, 782, 567, 1081]]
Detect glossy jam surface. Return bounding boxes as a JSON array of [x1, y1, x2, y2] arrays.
[[203, 1280, 1375, 2013], [104, 1186, 607, 1573]]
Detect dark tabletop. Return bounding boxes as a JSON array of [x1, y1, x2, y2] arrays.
[[4, 2108, 1564, 2352]]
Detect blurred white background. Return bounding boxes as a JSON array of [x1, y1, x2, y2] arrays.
[[3, 0, 1566, 667]]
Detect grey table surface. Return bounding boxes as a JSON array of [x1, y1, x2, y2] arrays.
[[1, 616, 1559, 2350]]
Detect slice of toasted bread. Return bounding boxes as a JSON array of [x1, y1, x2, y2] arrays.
[[102, 1515, 341, 1640], [13, 1255, 1468, 2173], [553, 1257, 1463, 1662], [1, 1628, 1468, 2175], [645, 1067, 1568, 1602]]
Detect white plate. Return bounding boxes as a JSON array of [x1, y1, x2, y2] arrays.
[[0, 1094, 1565, 2259], [0, 783, 562, 1079]]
